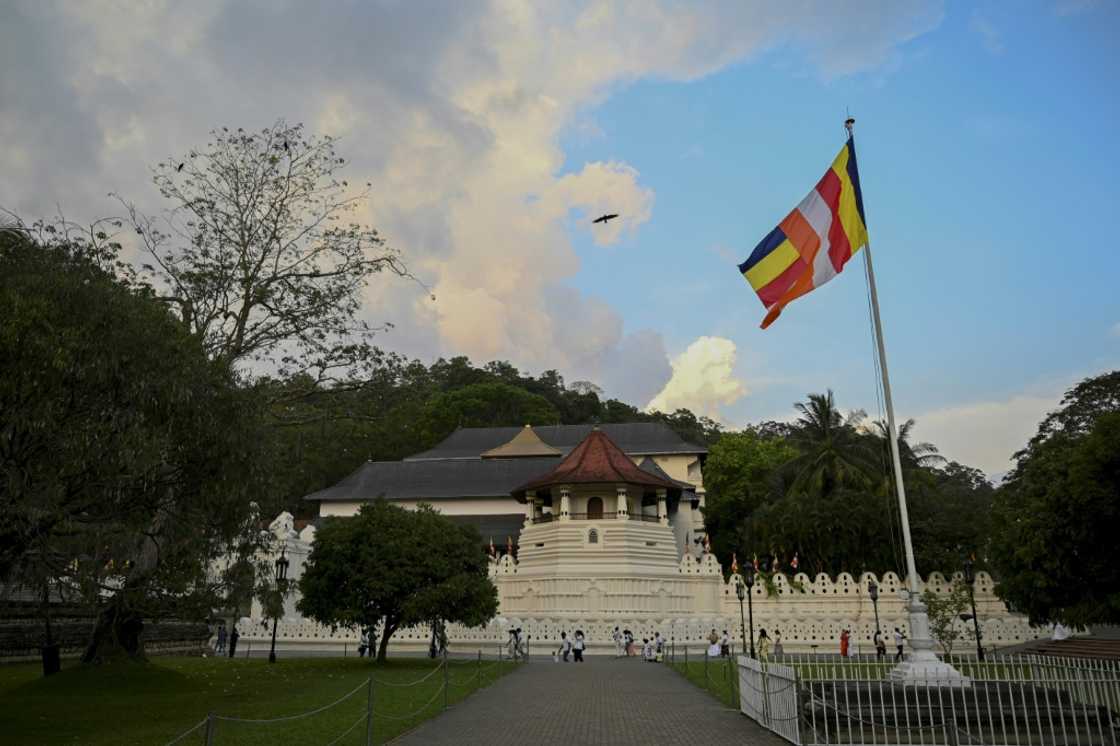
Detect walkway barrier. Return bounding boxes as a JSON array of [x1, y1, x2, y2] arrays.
[[731, 652, 1120, 746], [163, 650, 520, 745]]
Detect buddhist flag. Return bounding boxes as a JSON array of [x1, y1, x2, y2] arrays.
[[739, 136, 868, 328]]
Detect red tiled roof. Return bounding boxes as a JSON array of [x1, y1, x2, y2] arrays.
[[512, 428, 680, 496]]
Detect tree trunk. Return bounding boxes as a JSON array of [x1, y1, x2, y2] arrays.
[[376, 621, 396, 663], [81, 596, 146, 664]]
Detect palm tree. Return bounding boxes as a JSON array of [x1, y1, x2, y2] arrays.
[[785, 390, 878, 497], [869, 418, 946, 470]]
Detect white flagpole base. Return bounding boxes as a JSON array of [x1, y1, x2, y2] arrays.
[[889, 593, 972, 688]]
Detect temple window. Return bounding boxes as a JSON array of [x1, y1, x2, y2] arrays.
[[588, 529, 599, 544], [587, 496, 603, 520]]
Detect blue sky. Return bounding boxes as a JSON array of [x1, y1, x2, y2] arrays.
[[1, 1, 1117, 475], [561, 1, 1120, 469]]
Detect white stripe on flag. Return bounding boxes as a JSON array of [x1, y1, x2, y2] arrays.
[[797, 188, 839, 288]]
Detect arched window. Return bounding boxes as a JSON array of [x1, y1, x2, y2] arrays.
[[587, 496, 603, 520], [588, 529, 599, 544]]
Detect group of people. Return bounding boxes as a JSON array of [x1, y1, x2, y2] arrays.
[[707, 628, 784, 659], [211, 623, 239, 658], [843, 627, 907, 661], [555, 630, 587, 662], [609, 627, 665, 661]]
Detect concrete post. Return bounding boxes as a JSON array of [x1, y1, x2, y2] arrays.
[[656, 489, 668, 525], [616, 486, 629, 518], [559, 487, 571, 521], [524, 491, 536, 526]]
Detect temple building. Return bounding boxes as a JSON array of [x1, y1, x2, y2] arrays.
[[305, 423, 709, 559]]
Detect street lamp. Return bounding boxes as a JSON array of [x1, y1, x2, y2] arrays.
[[737, 566, 756, 659], [963, 556, 984, 661], [868, 579, 882, 638], [268, 547, 290, 664]]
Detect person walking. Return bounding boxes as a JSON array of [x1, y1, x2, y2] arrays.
[[654, 632, 664, 663], [359, 628, 370, 658], [773, 629, 784, 657], [757, 629, 771, 660], [624, 629, 635, 657], [228, 626, 239, 659], [719, 630, 730, 658], [874, 630, 887, 661], [559, 631, 572, 662], [839, 628, 850, 658], [573, 630, 585, 662], [215, 624, 227, 654], [612, 626, 623, 658], [893, 628, 906, 662]]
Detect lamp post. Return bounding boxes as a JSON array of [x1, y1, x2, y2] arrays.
[[738, 566, 756, 659], [268, 547, 290, 664], [963, 556, 984, 661], [868, 579, 882, 639]]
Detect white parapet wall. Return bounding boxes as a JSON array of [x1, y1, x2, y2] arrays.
[[239, 512, 1046, 656]]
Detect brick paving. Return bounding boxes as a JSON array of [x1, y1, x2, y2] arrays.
[[391, 657, 789, 745]]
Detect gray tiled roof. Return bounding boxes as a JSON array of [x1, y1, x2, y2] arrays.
[[405, 423, 706, 461], [637, 457, 698, 492], [306, 457, 560, 502]]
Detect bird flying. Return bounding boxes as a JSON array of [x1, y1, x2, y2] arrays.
[[592, 213, 618, 224], [176, 163, 184, 172]]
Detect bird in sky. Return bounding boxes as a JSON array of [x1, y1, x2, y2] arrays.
[[592, 213, 618, 224], [176, 163, 184, 172]]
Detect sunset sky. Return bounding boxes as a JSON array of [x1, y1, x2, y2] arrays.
[[3, 0, 1117, 475]]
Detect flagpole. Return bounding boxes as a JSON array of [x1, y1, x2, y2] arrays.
[[847, 118, 968, 685]]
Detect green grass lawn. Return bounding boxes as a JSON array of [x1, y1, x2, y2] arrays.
[[0, 654, 517, 745], [666, 658, 741, 708]]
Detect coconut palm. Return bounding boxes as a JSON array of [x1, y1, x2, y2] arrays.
[[785, 390, 878, 497], [869, 418, 946, 470]]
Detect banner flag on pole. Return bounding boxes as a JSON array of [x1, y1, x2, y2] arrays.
[[738, 136, 868, 328]]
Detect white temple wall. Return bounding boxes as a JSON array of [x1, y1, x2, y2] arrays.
[[240, 513, 1046, 656], [320, 497, 522, 518]]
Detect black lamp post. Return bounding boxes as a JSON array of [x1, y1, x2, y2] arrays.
[[268, 547, 290, 664], [738, 566, 756, 659], [963, 556, 984, 661], [868, 579, 882, 638]]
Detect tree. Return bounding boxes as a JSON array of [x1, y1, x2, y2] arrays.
[[119, 121, 411, 382], [989, 407, 1120, 627], [0, 226, 267, 663], [921, 582, 974, 655], [419, 382, 561, 443], [298, 501, 497, 661], [701, 431, 796, 563], [785, 391, 876, 497]]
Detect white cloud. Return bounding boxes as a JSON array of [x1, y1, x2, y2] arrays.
[[647, 336, 748, 420], [0, 1, 943, 403], [911, 393, 1058, 476]]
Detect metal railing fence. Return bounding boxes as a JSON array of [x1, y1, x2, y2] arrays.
[[726, 653, 1120, 746], [162, 649, 519, 745]]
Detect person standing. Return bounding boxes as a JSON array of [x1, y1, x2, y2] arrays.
[[773, 629, 784, 657], [757, 629, 771, 660], [215, 624, 227, 654], [654, 632, 664, 662], [228, 626, 239, 659], [893, 628, 906, 662], [612, 626, 623, 657], [359, 628, 370, 658], [874, 630, 886, 661], [624, 629, 635, 657], [720, 630, 730, 658], [839, 628, 850, 658], [559, 631, 572, 662], [573, 630, 585, 662]]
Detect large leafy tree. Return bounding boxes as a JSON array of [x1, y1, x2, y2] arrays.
[[120, 121, 410, 382], [418, 382, 561, 444], [298, 501, 497, 661], [989, 376, 1120, 626], [785, 390, 876, 497], [0, 226, 267, 662]]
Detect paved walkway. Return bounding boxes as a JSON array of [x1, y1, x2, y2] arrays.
[[391, 657, 788, 745]]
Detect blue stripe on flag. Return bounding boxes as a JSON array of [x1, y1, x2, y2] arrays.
[[740, 226, 788, 273]]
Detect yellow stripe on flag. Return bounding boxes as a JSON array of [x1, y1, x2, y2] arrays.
[[830, 147, 868, 256], [744, 238, 800, 290]]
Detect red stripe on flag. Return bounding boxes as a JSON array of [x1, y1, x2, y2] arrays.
[[817, 168, 852, 270], [757, 257, 807, 306]]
